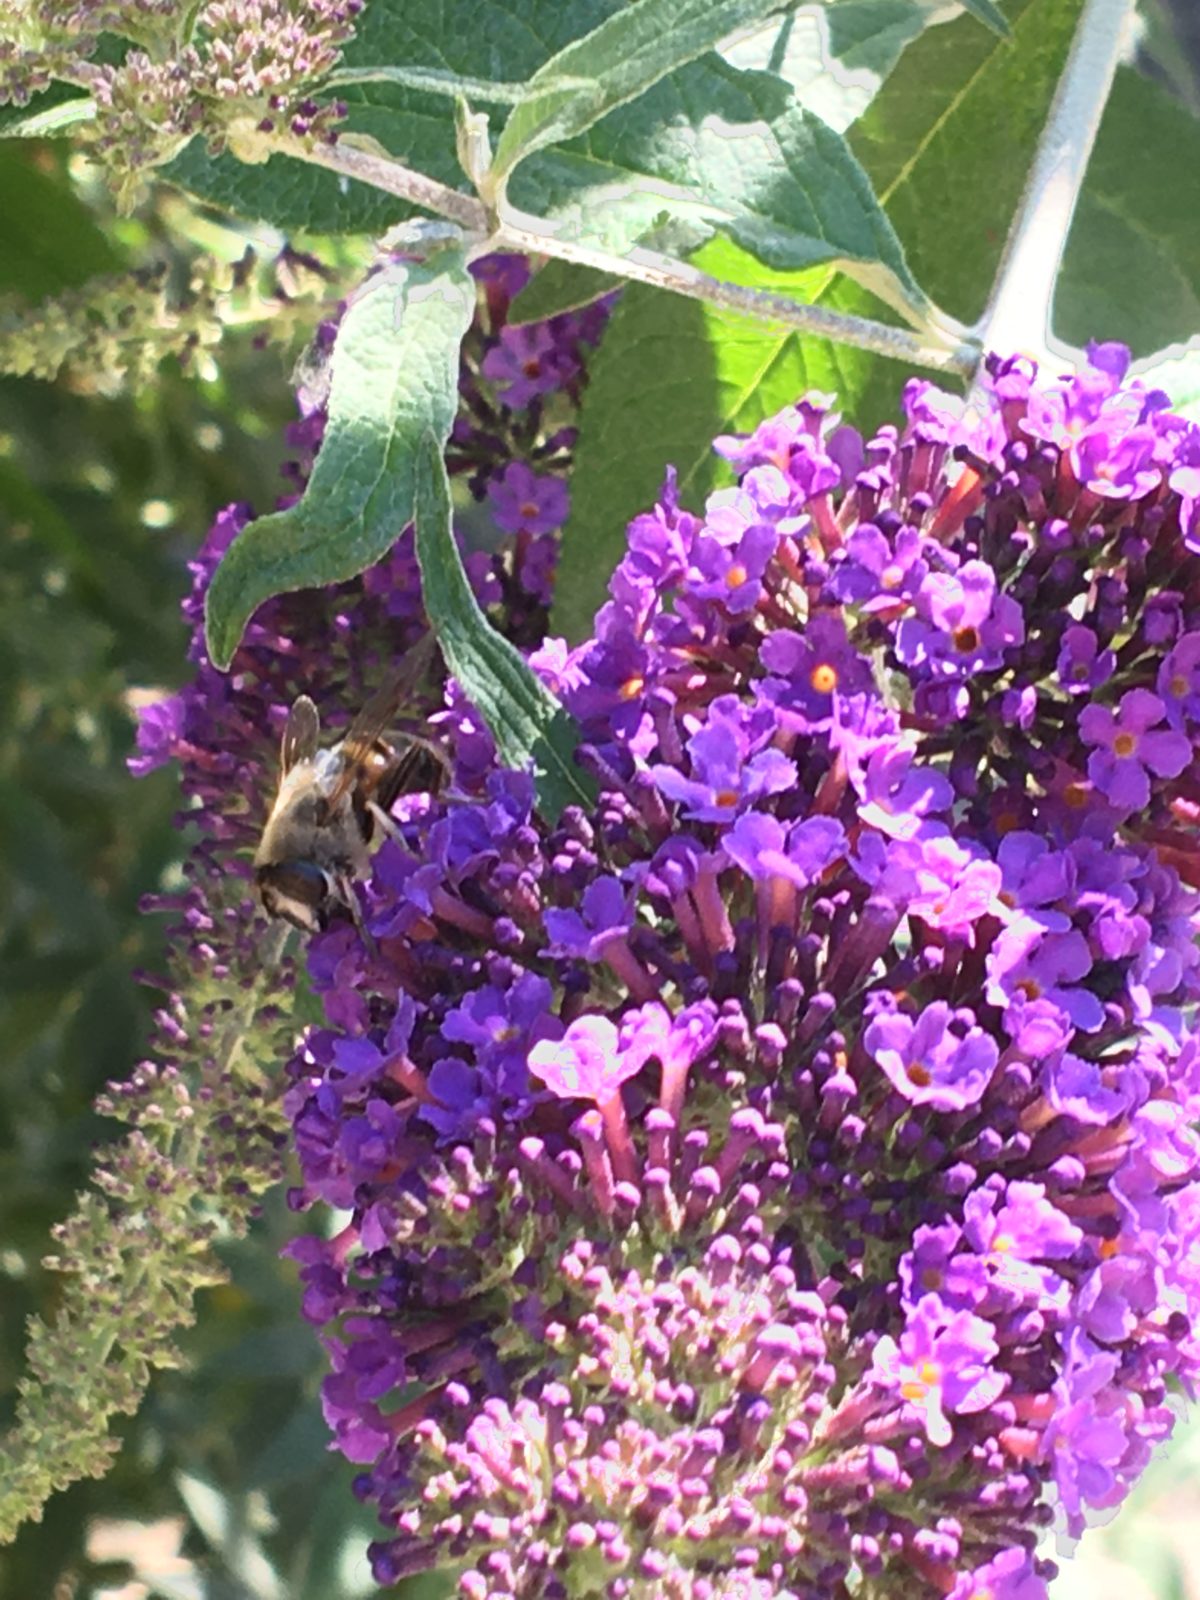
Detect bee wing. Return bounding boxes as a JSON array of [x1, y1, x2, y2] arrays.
[[322, 634, 440, 812], [281, 695, 321, 773]]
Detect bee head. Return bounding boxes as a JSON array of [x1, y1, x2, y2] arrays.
[[256, 859, 333, 934]]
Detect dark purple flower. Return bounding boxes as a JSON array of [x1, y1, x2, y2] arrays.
[[527, 1014, 636, 1102], [649, 697, 796, 822], [1158, 630, 1200, 727], [1072, 423, 1162, 501], [1056, 624, 1115, 696], [688, 498, 779, 615], [896, 560, 1025, 679], [827, 521, 927, 609], [723, 812, 846, 888], [995, 831, 1073, 931], [1045, 1050, 1132, 1125], [946, 1548, 1052, 1600], [480, 320, 580, 409], [126, 691, 187, 776], [487, 461, 569, 533], [960, 1179, 1082, 1307], [1170, 459, 1200, 552], [713, 400, 821, 474], [855, 743, 953, 840], [986, 921, 1105, 1033], [1044, 1328, 1161, 1537]]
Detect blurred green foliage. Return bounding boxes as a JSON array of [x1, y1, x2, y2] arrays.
[[0, 141, 425, 1599]]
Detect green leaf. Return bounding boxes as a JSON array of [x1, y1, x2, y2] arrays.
[[327, 64, 538, 105], [164, 0, 919, 333], [508, 260, 622, 324], [848, 0, 1086, 323], [0, 95, 95, 137], [491, 0, 791, 181], [0, 81, 92, 138], [956, 0, 1011, 34], [0, 148, 122, 298], [413, 435, 594, 821], [723, 0, 945, 130], [1055, 67, 1200, 359], [204, 245, 474, 669], [550, 0, 1082, 637], [551, 239, 924, 642], [511, 53, 928, 325], [824, 0, 948, 74], [164, 140, 419, 237]]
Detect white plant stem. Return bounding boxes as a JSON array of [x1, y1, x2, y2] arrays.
[[972, 0, 1137, 386]]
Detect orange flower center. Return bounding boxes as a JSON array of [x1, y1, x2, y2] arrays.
[[953, 625, 981, 653], [725, 563, 749, 590], [810, 663, 838, 694], [900, 1360, 940, 1402], [1112, 732, 1138, 758], [619, 676, 645, 701]]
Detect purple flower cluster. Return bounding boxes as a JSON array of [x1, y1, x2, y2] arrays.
[[267, 342, 1200, 1599]]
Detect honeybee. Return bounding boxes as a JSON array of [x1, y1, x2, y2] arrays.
[[254, 638, 443, 935]]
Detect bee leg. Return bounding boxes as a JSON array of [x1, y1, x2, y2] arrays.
[[367, 799, 406, 845], [337, 872, 379, 959]]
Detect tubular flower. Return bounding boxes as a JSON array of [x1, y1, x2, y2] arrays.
[[168, 341, 1200, 1598]]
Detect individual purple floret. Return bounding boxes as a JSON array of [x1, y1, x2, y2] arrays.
[[1057, 623, 1116, 696], [864, 1003, 999, 1111], [1079, 687, 1190, 810]]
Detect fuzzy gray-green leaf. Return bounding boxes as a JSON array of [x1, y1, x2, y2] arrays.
[[204, 250, 474, 669], [510, 53, 927, 324], [491, 0, 792, 181]]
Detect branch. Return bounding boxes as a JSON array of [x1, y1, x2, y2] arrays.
[[280, 135, 979, 377], [496, 207, 977, 375], [972, 0, 1137, 377]]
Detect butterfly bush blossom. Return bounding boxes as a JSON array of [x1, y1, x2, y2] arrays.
[[295, 342, 1200, 1597], [147, 334, 1200, 1598]]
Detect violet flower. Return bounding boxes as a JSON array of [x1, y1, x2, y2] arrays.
[[150, 340, 1200, 1599], [1079, 687, 1190, 811], [864, 1002, 999, 1111]]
